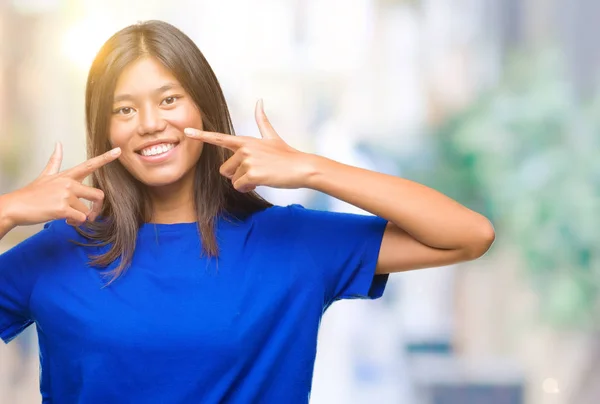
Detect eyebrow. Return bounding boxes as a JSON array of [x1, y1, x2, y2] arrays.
[[113, 83, 181, 103]]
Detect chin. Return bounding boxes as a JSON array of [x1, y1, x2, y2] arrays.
[[141, 180, 180, 188], [134, 171, 191, 189]]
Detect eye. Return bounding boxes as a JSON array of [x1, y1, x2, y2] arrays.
[[162, 96, 179, 106], [114, 107, 134, 115]]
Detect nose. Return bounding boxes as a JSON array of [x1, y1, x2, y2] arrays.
[[137, 105, 167, 136]]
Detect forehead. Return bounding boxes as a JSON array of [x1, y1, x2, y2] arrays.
[[114, 57, 180, 94]]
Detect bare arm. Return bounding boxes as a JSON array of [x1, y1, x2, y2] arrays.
[[0, 197, 14, 241], [304, 156, 495, 274]]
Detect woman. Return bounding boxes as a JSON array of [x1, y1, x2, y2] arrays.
[[0, 20, 494, 403]]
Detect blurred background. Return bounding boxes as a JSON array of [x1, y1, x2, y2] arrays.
[[0, 0, 598, 403]]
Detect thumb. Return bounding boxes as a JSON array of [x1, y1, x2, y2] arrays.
[[41, 141, 63, 176], [254, 99, 279, 140]]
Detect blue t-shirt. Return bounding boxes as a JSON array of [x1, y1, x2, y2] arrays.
[[0, 204, 388, 403]]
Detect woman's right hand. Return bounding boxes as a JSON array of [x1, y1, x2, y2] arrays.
[[0, 142, 121, 229]]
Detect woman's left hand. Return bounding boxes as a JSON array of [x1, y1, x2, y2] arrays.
[[184, 100, 317, 193]]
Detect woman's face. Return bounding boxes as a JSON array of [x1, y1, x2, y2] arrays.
[[109, 57, 204, 188]]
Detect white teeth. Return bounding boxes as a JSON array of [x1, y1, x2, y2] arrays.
[[140, 143, 175, 157]]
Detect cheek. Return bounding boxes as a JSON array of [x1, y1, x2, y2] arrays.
[[186, 140, 204, 160], [108, 121, 131, 148], [166, 103, 203, 129]]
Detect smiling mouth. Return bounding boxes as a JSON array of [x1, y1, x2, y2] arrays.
[[136, 142, 179, 157]]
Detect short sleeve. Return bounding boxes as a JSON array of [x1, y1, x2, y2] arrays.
[[0, 222, 57, 343], [287, 204, 389, 306]]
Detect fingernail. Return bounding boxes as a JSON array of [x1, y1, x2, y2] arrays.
[[111, 147, 121, 156], [184, 128, 197, 136], [258, 98, 264, 111]]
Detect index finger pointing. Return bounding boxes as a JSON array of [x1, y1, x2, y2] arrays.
[[65, 147, 121, 181], [184, 128, 243, 151]]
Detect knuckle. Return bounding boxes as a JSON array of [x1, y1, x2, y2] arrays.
[[70, 219, 83, 227], [241, 158, 253, 169], [239, 147, 251, 157], [58, 206, 69, 217], [246, 170, 258, 182]]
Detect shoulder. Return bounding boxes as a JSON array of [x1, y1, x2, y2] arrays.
[[221, 204, 311, 243], [224, 204, 386, 243], [248, 204, 318, 221], [0, 220, 79, 273], [42, 219, 71, 234], [42, 219, 81, 241], [25, 219, 83, 255], [245, 204, 384, 239], [248, 204, 385, 227], [244, 204, 314, 230], [252, 204, 384, 227]]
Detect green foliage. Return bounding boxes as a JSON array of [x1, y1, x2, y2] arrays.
[[425, 50, 600, 329]]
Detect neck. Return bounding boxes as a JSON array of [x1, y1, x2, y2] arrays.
[[146, 174, 196, 224]]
